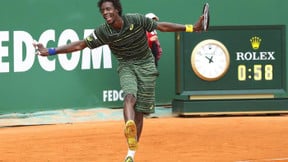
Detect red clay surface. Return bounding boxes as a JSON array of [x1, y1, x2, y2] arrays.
[[0, 116, 288, 162]]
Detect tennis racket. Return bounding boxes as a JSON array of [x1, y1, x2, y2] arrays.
[[202, 3, 210, 31]]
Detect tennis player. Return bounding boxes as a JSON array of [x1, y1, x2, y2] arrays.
[[34, 0, 204, 161]]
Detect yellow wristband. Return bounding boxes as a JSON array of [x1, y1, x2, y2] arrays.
[[185, 24, 193, 32]]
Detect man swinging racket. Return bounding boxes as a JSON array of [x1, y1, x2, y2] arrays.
[[33, 1, 210, 161]]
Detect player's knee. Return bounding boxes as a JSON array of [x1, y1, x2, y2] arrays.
[[124, 94, 136, 103]]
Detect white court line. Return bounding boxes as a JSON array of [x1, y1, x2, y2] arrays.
[[236, 157, 288, 162]]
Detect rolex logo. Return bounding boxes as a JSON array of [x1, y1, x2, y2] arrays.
[[250, 36, 262, 50]]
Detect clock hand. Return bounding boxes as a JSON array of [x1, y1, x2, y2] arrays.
[[209, 56, 214, 63], [205, 56, 211, 61], [205, 56, 214, 63]]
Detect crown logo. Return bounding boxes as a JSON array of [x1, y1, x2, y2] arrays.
[[250, 36, 262, 50]]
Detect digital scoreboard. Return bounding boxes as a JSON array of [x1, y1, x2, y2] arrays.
[[173, 25, 288, 115]]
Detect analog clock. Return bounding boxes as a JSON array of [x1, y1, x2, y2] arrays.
[[191, 39, 230, 81]]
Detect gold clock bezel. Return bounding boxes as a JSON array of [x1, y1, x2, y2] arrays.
[[191, 39, 230, 81]]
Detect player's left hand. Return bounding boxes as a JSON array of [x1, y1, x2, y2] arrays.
[[193, 15, 204, 32]]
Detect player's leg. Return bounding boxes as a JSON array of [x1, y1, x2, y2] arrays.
[[123, 94, 138, 150], [123, 95, 138, 162], [118, 66, 138, 147], [118, 63, 139, 162]]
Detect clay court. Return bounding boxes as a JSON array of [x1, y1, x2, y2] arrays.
[[1, 114, 288, 162]]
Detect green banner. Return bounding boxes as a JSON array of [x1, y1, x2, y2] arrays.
[[1, 0, 288, 114]]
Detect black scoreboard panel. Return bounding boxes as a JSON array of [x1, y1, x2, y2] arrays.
[[173, 25, 288, 115], [175, 25, 286, 96]]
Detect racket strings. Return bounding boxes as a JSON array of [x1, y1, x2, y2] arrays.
[[202, 3, 209, 31]]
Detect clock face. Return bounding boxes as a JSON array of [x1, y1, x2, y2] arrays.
[[191, 39, 230, 81]]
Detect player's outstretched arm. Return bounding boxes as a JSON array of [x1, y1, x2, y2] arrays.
[[33, 40, 87, 56], [156, 16, 204, 32]]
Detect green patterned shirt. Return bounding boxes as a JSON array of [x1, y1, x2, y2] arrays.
[[85, 13, 158, 62]]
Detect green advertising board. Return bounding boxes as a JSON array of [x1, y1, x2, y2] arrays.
[[1, 0, 288, 114], [0, 0, 181, 114]]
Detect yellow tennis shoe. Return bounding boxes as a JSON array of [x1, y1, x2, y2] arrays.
[[124, 120, 138, 150], [124, 156, 134, 162]]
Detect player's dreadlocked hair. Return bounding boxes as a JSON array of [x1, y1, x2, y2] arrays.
[[98, 0, 123, 16]]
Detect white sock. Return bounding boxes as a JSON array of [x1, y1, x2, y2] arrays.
[[127, 149, 136, 159]]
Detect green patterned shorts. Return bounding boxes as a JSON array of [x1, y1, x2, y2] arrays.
[[117, 57, 159, 114]]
